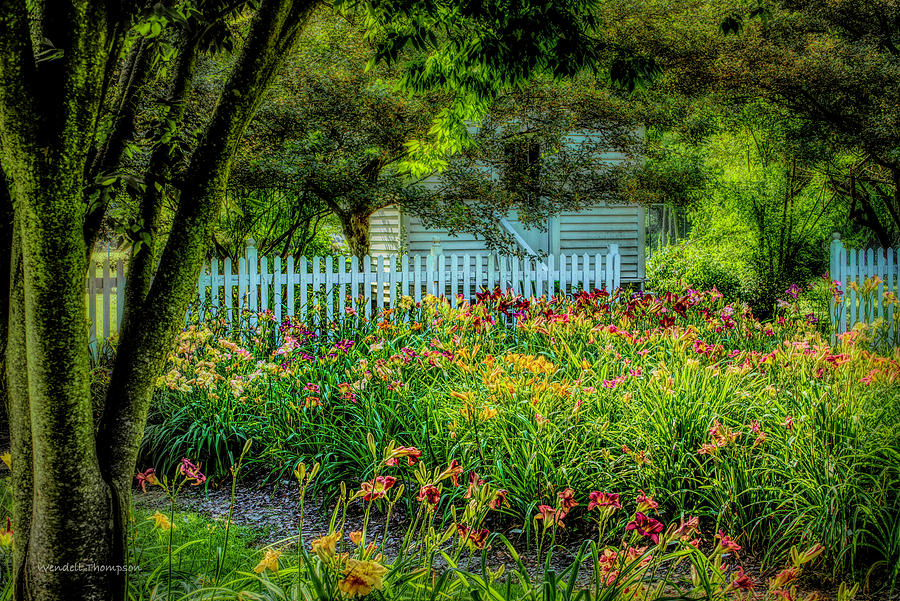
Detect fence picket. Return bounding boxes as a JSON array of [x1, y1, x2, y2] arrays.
[[248, 243, 258, 328], [116, 259, 126, 330], [274, 256, 283, 323], [363, 255, 372, 311], [260, 256, 269, 318], [224, 258, 233, 328], [437, 254, 446, 299], [376, 255, 386, 312], [889, 249, 896, 338], [311, 256, 321, 318]]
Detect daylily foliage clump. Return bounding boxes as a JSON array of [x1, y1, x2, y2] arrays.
[[140, 284, 899, 587]]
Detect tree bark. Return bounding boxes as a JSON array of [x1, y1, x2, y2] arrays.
[[341, 209, 374, 260], [0, 2, 319, 600]]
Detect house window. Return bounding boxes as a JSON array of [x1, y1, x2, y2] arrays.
[[501, 141, 541, 200]]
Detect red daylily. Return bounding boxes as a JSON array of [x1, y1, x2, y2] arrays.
[[557, 487, 578, 510], [135, 468, 159, 492], [456, 524, 489, 549], [464, 472, 485, 498], [714, 530, 741, 555], [727, 567, 754, 591], [179, 458, 206, 486], [534, 505, 567, 528], [673, 515, 699, 540], [625, 545, 652, 567], [488, 489, 509, 510], [417, 485, 441, 507], [385, 446, 422, 466], [635, 490, 658, 513], [359, 475, 397, 501], [439, 460, 464, 486], [625, 512, 664, 544], [587, 491, 621, 514], [769, 567, 800, 590]]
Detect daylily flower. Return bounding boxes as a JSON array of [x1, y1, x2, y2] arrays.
[[635, 490, 658, 513], [456, 524, 490, 550], [417, 485, 441, 507], [149, 511, 174, 531], [488, 489, 509, 510], [625, 512, 664, 544], [782, 415, 794, 430], [557, 487, 578, 510], [673, 515, 700, 540], [1, 451, 10, 470], [135, 468, 159, 492], [714, 530, 741, 555], [310, 531, 340, 559], [534, 505, 567, 528], [349, 531, 363, 545], [625, 545, 652, 567], [439, 460, 464, 486], [464, 472, 485, 498], [770, 567, 799, 589], [588, 492, 621, 515], [179, 458, 206, 486], [338, 559, 388, 598], [726, 567, 754, 591], [385, 446, 422, 466], [254, 548, 282, 574], [358, 476, 397, 501]]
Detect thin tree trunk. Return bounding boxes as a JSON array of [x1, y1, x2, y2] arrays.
[[342, 209, 373, 260]]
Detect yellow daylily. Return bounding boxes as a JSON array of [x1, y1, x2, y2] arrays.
[[149, 511, 174, 531], [253, 548, 282, 574], [338, 558, 388, 598], [1, 451, 10, 470], [310, 531, 340, 559]]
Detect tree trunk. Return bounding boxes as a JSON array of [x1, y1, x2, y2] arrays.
[[341, 209, 373, 260], [0, 1, 319, 600]]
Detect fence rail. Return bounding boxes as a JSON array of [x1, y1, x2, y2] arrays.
[[829, 235, 899, 336], [87, 240, 622, 344]]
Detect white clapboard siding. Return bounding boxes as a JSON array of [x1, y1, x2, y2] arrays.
[[86, 240, 622, 345], [371, 201, 644, 281], [830, 236, 899, 337]]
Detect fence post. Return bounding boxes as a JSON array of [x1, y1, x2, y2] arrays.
[[829, 234, 843, 340], [246, 239, 258, 330]]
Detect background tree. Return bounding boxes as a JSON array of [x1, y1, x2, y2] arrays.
[[600, 0, 900, 245], [222, 10, 444, 259], [220, 14, 645, 259], [420, 77, 644, 252]]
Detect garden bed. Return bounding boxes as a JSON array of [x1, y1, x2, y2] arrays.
[[131, 286, 900, 599]]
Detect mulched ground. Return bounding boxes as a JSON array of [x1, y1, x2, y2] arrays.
[[132, 477, 897, 600]]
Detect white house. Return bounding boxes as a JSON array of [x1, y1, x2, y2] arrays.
[[367, 138, 646, 284]]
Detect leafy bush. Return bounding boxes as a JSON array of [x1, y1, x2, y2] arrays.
[[646, 240, 747, 303]]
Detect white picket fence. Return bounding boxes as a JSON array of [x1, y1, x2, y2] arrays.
[[87, 240, 622, 343], [829, 235, 899, 335]]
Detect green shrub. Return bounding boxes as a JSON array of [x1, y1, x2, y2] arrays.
[[645, 240, 747, 302]]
